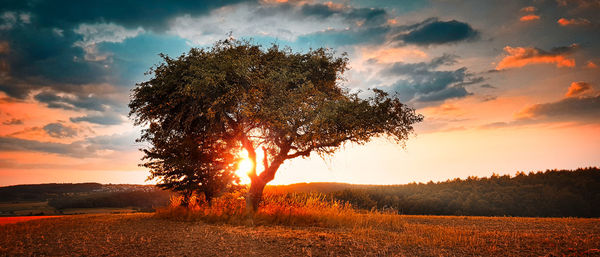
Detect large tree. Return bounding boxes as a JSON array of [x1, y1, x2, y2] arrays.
[[129, 39, 423, 212]]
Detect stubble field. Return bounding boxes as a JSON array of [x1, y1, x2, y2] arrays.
[[1, 213, 599, 256]]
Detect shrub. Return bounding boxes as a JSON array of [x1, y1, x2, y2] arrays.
[[155, 190, 405, 232]]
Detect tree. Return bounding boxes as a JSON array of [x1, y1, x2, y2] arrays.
[[129, 39, 423, 213], [137, 121, 240, 205]]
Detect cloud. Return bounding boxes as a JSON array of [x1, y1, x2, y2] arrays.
[[33, 91, 107, 111], [557, 18, 592, 26], [484, 83, 599, 128], [296, 26, 391, 47], [0, 0, 251, 32], [516, 95, 600, 123], [396, 18, 479, 45], [379, 54, 482, 103], [520, 14, 540, 22], [42, 122, 78, 138], [168, 2, 389, 45], [0, 131, 138, 157], [0, 41, 8, 54], [520, 6, 537, 12], [70, 112, 124, 125], [481, 95, 497, 102], [0, 26, 111, 97], [0, 136, 91, 157], [565, 82, 593, 97], [298, 2, 387, 26], [2, 118, 22, 125], [0, 11, 30, 30], [495, 44, 577, 70], [556, 0, 600, 9], [73, 23, 144, 61], [480, 84, 496, 89]]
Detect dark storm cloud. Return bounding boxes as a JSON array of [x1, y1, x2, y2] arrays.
[[396, 18, 479, 45], [0, 25, 112, 99], [34, 91, 107, 111], [295, 17, 478, 48], [43, 122, 78, 138], [0, 0, 253, 31], [379, 54, 482, 102], [0, 0, 248, 100]]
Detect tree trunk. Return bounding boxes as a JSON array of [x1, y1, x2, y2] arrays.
[[246, 177, 267, 214], [243, 145, 289, 215]]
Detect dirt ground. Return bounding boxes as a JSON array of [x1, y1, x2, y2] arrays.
[[1, 213, 599, 256]]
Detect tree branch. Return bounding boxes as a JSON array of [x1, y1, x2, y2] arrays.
[[285, 136, 353, 159], [262, 146, 269, 170]]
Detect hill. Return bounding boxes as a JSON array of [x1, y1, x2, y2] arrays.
[[2, 167, 598, 217], [269, 167, 600, 217]]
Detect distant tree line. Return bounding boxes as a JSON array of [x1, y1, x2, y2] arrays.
[[329, 167, 600, 217], [47, 190, 171, 212], [0, 183, 172, 212], [0, 183, 103, 202]]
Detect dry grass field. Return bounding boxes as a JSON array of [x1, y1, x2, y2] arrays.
[[1, 192, 599, 256], [1, 213, 599, 256]]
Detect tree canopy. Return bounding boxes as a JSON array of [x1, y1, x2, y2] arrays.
[[129, 39, 423, 211]]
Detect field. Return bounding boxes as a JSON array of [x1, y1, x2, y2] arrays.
[[0, 201, 141, 217], [1, 213, 599, 256]]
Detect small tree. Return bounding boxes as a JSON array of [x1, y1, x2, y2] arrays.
[[129, 39, 423, 212], [137, 122, 239, 205]]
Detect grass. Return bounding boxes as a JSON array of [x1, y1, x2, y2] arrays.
[[0, 201, 140, 217], [155, 191, 405, 232], [0, 201, 57, 216], [1, 192, 599, 256], [1, 213, 599, 256]]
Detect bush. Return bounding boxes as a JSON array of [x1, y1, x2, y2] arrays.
[[155, 190, 405, 232]]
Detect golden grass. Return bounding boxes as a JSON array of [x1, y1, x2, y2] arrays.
[[4, 192, 597, 256], [1, 213, 599, 256], [155, 191, 405, 232]]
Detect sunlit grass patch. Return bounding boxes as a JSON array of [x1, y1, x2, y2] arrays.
[[155, 191, 405, 232]]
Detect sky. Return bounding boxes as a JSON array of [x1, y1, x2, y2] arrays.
[[0, 0, 599, 186]]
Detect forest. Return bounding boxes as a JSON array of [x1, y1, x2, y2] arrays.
[[323, 167, 600, 217]]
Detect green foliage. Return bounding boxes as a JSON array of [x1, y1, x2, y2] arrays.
[[328, 167, 600, 217], [129, 38, 423, 207]]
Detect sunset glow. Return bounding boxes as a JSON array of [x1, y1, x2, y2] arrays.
[[0, 0, 598, 187], [236, 150, 254, 185]]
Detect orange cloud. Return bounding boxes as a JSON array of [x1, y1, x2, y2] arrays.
[[520, 6, 537, 12], [359, 46, 427, 64], [557, 18, 591, 26], [520, 14, 540, 21], [586, 61, 598, 68], [0, 41, 9, 54], [565, 82, 593, 97], [496, 46, 576, 70]]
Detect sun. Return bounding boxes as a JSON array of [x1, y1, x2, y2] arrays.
[[234, 149, 264, 185], [236, 150, 253, 185]]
